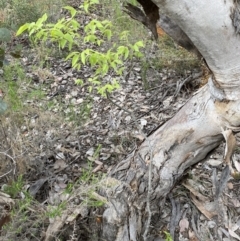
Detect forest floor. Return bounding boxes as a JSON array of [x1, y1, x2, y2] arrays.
[[1, 0, 240, 240]]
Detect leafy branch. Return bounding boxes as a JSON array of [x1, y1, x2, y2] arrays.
[[16, 0, 145, 96]]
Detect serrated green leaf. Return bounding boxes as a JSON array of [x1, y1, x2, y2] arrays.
[[84, 34, 97, 43], [75, 63, 81, 70], [64, 33, 73, 43], [69, 19, 80, 30], [88, 85, 93, 92], [92, 78, 101, 85], [95, 21, 103, 29], [29, 28, 36, 36], [16, 24, 30, 36], [66, 52, 79, 60], [75, 79, 84, 85], [72, 54, 79, 66], [110, 62, 116, 70], [106, 49, 112, 59], [68, 42, 73, 51], [59, 39, 67, 49], [84, 3, 89, 13], [81, 52, 86, 65], [36, 13, 48, 26], [89, 35, 97, 43], [124, 48, 129, 59], [135, 40, 144, 47], [97, 40, 102, 46], [35, 30, 45, 41], [113, 59, 123, 65], [104, 29, 112, 40], [117, 67, 125, 75], [54, 19, 65, 29], [89, 55, 98, 66], [119, 30, 129, 41], [102, 64, 109, 75], [64, 6, 77, 18], [51, 29, 64, 38], [133, 44, 139, 52], [117, 46, 124, 54]]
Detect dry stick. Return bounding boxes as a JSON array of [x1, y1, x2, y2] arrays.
[[142, 136, 154, 241], [124, 60, 135, 82], [0, 151, 16, 176], [128, 85, 173, 125], [140, 73, 201, 121], [0, 169, 13, 179], [106, 91, 154, 240], [191, 206, 201, 241], [106, 91, 133, 118], [174, 72, 202, 97]]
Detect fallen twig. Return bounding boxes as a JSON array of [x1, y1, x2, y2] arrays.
[[0, 151, 16, 177]]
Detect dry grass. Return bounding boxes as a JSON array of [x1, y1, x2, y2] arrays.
[[0, 113, 27, 179], [0, 0, 64, 29], [156, 35, 201, 74], [0, 108, 66, 180]]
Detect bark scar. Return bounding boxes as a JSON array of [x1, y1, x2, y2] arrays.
[[230, 0, 240, 35]]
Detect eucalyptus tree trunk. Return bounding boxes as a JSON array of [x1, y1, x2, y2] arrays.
[[98, 0, 240, 240]]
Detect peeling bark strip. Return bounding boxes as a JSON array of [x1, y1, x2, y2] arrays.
[[231, 0, 240, 34]]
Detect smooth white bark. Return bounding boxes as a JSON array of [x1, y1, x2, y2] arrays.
[[154, 0, 240, 100]]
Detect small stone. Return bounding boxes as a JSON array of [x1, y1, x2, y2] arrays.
[[134, 67, 141, 72], [227, 182, 234, 189], [208, 221, 216, 228], [71, 90, 78, 97]]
